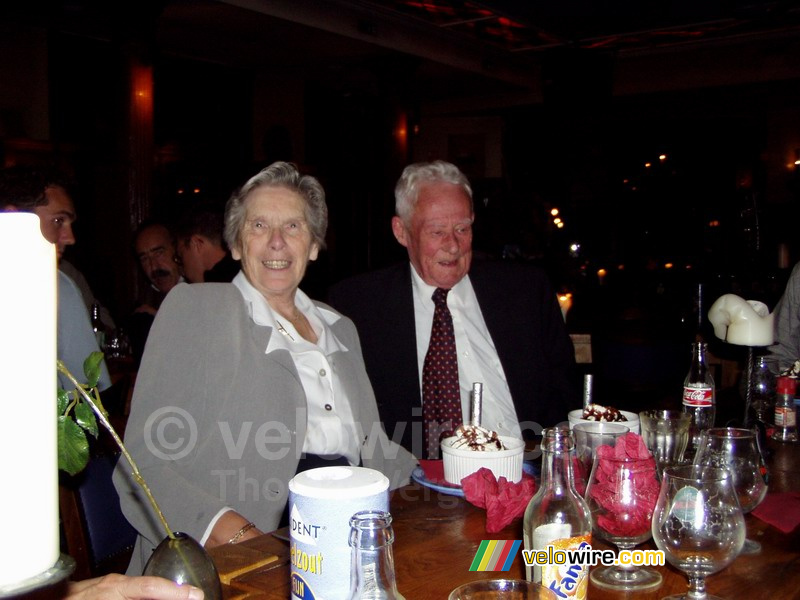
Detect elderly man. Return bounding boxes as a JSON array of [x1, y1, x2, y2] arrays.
[[0, 166, 111, 390], [328, 160, 579, 458], [174, 205, 239, 283]]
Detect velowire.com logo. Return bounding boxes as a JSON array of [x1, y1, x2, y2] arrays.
[[469, 540, 521, 572]]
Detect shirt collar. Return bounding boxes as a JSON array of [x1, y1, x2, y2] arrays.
[[409, 263, 471, 308], [232, 271, 346, 355]]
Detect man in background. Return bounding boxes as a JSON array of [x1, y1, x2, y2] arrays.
[[127, 221, 183, 363], [328, 160, 578, 458], [0, 166, 111, 390], [174, 204, 238, 283]]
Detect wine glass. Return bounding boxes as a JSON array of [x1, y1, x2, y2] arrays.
[[143, 532, 223, 600], [584, 453, 662, 591], [652, 466, 745, 600], [572, 422, 629, 495], [693, 427, 768, 554]]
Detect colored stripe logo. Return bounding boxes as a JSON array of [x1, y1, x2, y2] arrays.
[[469, 540, 522, 571]]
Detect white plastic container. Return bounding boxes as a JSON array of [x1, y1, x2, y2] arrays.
[[288, 466, 389, 600]]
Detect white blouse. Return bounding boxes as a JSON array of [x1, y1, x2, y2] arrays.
[[233, 272, 360, 465]]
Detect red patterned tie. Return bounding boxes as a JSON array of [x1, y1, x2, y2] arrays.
[[422, 287, 462, 459]]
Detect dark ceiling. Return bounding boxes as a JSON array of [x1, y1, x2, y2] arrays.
[[6, 0, 800, 109]]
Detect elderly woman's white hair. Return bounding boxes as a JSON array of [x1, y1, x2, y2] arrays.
[[394, 160, 472, 225], [224, 161, 328, 252]]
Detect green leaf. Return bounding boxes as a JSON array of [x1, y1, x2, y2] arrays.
[[82, 351, 104, 388], [57, 416, 90, 476], [74, 402, 99, 438], [57, 388, 70, 415]]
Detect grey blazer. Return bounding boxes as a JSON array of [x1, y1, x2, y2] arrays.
[[113, 283, 416, 573]]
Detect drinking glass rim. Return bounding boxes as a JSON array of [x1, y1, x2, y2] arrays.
[[639, 409, 692, 423], [662, 465, 731, 483], [573, 421, 630, 434], [703, 427, 757, 439]]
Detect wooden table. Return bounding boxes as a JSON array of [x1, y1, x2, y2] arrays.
[[210, 440, 800, 599]]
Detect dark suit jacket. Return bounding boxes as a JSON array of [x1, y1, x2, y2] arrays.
[[327, 260, 580, 455]]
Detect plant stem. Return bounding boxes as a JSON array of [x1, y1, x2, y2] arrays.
[[57, 360, 175, 541]]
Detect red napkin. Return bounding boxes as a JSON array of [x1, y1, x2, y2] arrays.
[[419, 459, 460, 487], [461, 468, 536, 533], [589, 432, 659, 538], [751, 492, 800, 533]]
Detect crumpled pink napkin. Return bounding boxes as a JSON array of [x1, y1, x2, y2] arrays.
[[461, 468, 536, 533], [751, 492, 800, 533]]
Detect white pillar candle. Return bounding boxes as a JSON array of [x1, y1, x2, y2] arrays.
[[0, 213, 58, 586]]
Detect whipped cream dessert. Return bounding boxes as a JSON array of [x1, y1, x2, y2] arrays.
[[581, 403, 628, 422], [450, 424, 507, 451]]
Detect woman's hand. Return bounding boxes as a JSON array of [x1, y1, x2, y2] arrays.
[[66, 574, 203, 600]]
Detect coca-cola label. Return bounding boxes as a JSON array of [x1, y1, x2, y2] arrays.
[[683, 386, 713, 407]]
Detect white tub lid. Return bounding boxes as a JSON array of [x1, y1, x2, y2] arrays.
[[289, 466, 389, 499]]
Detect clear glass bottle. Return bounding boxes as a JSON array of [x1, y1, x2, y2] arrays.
[[523, 427, 592, 599], [682, 341, 715, 447], [347, 511, 405, 600], [772, 376, 798, 442], [90, 302, 107, 351]]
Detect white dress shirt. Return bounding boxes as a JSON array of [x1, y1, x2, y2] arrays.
[[410, 267, 522, 439]]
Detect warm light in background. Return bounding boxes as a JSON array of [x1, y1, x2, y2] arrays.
[[617, 264, 625, 270], [553, 217, 562, 224], [550, 208, 559, 216], [177, 189, 184, 195], [394, 111, 408, 155], [193, 188, 201, 194], [557, 293, 572, 322], [597, 268, 607, 284], [556, 222, 564, 229], [664, 262, 674, 269], [645, 162, 652, 168], [659, 154, 667, 161], [709, 220, 720, 227]]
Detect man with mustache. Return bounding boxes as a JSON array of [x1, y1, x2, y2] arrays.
[[128, 222, 183, 363]]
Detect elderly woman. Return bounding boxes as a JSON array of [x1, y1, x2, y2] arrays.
[[114, 162, 416, 573]]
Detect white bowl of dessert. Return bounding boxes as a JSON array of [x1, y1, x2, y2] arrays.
[[440, 425, 525, 485], [568, 404, 640, 434]]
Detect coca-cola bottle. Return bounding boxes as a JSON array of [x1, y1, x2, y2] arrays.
[[682, 341, 715, 447]]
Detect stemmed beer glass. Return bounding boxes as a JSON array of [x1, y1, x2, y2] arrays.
[[584, 450, 662, 590], [652, 466, 745, 600], [693, 427, 767, 554]]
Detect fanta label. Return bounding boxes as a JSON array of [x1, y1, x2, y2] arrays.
[[540, 534, 591, 600]]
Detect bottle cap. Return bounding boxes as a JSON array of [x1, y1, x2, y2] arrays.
[[777, 376, 797, 395]]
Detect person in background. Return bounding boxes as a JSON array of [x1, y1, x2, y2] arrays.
[[127, 221, 183, 363], [114, 161, 415, 573], [132, 221, 183, 314], [769, 260, 800, 373], [65, 575, 202, 600], [327, 160, 579, 458], [0, 166, 111, 390], [60, 258, 116, 331], [174, 204, 239, 283]]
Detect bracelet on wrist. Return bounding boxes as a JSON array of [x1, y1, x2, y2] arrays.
[[228, 522, 256, 544]]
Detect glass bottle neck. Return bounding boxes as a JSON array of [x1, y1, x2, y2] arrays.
[[539, 430, 578, 496], [349, 512, 404, 600]]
